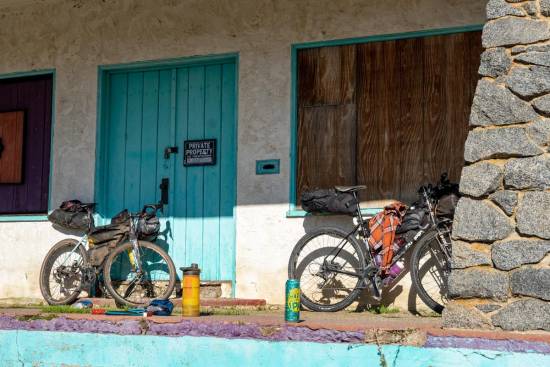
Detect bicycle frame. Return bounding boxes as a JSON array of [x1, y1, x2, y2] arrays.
[[321, 190, 451, 284]]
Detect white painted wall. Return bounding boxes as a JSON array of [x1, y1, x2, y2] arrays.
[[0, 0, 485, 309]]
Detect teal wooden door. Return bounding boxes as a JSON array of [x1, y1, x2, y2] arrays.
[[97, 59, 237, 282]]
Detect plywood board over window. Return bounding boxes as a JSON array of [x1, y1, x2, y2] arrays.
[[296, 31, 482, 206], [0, 111, 24, 184]]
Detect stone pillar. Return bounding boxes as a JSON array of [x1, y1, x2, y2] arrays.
[[443, 0, 550, 331]]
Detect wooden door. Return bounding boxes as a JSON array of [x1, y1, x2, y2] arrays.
[[98, 60, 237, 281]]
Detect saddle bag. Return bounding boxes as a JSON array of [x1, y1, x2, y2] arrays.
[[301, 189, 358, 216], [47, 200, 92, 231]]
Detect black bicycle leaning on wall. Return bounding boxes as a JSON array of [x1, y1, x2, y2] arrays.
[[39, 202, 177, 307], [288, 175, 458, 314]]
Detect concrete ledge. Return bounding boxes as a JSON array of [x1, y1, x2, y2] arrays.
[[1, 329, 549, 367]]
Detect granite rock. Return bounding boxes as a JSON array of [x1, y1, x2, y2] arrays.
[[504, 155, 550, 190], [506, 66, 550, 99], [487, 0, 525, 19], [492, 239, 550, 270], [521, 1, 537, 16], [532, 96, 550, 114], [489, 190, 517, 216], [464, 127, 543, 163], [492, 299, 550, 331], [515, 51, 550, 67], [448, 268, 509, 301], [527, 119, 550, 145], [459, 162, 502, 197], [511, 268, 550, 300], [442, 304, 493, 329], [517, 191, 550, 239], [470, 79, 537, 126], [483, 18, 550, 48], [451, 241, 491, 269], [453, 198, 514, 242], [512, 44, 550, 55], [542, 0, 550, 17]]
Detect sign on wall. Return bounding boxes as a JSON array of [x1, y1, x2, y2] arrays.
[[183, 139, 217, 166]]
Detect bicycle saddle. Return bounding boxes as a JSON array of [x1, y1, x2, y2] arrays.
[[334, 185, 367, 193]]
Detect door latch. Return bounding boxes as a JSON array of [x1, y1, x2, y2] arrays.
[[0, 138, 4, 159], [159, 178, 169, 205], [164, 146, 179, 159]]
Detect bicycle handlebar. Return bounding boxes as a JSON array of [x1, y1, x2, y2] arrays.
[[141, 203, 164, 215]]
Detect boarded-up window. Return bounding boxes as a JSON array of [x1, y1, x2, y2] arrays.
[[296, 31, 482, 206], [0, 75, 53, 214]]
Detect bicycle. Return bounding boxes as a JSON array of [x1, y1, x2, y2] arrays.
[[288, 177, 456, 313], [39, 203, 177, 307]]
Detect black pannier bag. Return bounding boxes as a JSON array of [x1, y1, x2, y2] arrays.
[[47, 200, 92, 231], [396, 207, 426, 234], [435, 193, 459, 218], [301, 189, 358, 216], [138, 214, 160, 241]]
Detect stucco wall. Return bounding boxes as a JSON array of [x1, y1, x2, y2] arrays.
[[0, 0, 485, 307]]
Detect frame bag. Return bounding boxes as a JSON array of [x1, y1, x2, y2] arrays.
[[301, 189, 358, 216]]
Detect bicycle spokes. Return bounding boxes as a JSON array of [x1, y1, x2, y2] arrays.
[[294, 233, 363, 307], [108, 245, 172, 304]]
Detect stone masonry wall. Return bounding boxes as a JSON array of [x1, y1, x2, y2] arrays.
[[443, 0, 550, 331]]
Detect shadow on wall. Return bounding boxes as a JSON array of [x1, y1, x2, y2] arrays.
[[302, 215, 429, 314]]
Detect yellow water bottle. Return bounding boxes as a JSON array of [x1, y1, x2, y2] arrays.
[[181, 264, 201, 317]]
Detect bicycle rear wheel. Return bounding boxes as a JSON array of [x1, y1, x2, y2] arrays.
[[39, 239, 88, 305], [103, 241, 176, 307], [288, 227, 366, 312], [410, 228, 452, 314]]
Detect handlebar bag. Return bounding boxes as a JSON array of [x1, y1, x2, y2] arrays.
[[48, 201, 91, 231], [301, 189, 358, 215], [138, 214, 160, 241]]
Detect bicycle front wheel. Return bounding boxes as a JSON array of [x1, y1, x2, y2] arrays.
[[103, 241, 176, 307], [410, 228, 452, 314], [288, 227, 367, 312]]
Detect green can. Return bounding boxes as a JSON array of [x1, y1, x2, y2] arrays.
[[285, 279, 300, 322]]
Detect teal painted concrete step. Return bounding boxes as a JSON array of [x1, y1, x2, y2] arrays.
[[1, 330, 548, 367]]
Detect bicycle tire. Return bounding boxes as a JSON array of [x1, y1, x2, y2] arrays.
[[410, 230, 450, 314], [39, 239, 88, 305], [103, 240, 176, 307], [288, 227, 367, 312]]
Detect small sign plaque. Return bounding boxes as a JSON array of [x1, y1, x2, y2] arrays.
[[183, 139, 217, 166]]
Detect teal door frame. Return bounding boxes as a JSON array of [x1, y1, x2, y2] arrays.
[[94, 53, 239, 292]]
